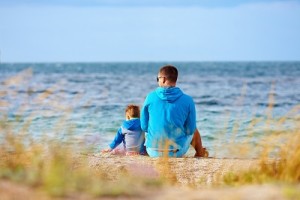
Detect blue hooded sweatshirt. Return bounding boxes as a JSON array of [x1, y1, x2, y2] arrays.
[[109, 118, 145, 153], [141, 87, 196, 156]]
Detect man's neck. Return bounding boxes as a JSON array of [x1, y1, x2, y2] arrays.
[[163, 82, 176, 87]]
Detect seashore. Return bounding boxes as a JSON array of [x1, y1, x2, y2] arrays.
[[0, 153, 298, 200], [88, 153, 259, 187]]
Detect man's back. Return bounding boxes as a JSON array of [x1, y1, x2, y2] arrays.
[[141, 65, 206, 157], [141, 86, 196, 155]]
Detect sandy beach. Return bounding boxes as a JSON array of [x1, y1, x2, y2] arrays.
[[1, 153, 299, 200], [88, 154, 259, 187], [86, 154, 298, 200]]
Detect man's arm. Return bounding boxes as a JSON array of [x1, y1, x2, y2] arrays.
[[140, 97, 149, 132], [184, 98, 196, 135]]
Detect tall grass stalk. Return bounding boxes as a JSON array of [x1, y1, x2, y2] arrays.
[[223, 82, 300, 185]]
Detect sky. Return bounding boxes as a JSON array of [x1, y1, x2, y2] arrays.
[[0, 0, 300, 62]]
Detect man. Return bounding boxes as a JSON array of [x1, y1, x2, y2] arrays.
[[141, 65, 207, 157]]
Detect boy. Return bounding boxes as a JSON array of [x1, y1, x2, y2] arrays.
[[102, 104, 146, 155]]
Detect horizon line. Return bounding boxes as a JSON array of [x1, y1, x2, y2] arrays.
[[1, 60, 300, 64]]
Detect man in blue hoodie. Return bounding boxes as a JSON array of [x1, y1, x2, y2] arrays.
[[141, 65, 207, 157]]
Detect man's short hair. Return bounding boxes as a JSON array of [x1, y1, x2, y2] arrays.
[[126, 104, 140, 118], [159, 65, 178, 83]]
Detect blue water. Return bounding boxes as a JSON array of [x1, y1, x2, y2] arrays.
[[1, 62, 300, 157]]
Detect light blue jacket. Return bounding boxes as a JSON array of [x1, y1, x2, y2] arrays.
[[141, 87, 196, 156], [109, 118, 145, 153]]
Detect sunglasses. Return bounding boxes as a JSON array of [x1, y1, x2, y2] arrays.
[[156, 76, 165, 82]]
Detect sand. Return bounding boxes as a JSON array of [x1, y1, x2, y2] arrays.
[[1, 153, 298, 200], [88, 153, 259, 187], [86, 153, 298, 200]]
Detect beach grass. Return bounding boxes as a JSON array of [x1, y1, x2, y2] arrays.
[[1, 108, 299, 199], [220, 86, 300, 186], [0, 127, 164, 198], [223, 124, 300, 186]]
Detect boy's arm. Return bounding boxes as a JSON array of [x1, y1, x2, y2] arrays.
[[109, 127, 125, 149]]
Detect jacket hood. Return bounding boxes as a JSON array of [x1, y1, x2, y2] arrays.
[[155, 87, 183, 103], [122, 118, 141, 131]]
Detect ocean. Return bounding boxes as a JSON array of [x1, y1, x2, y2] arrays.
[[1, 62, 299, 157]]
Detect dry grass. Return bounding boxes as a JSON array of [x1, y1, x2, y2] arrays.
[[221, 83, 300, 186], [0, 131, 164, 198], [223, 127, 300, 186]]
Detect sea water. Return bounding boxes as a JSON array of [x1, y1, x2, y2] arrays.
[[0, 62, 299, 157]]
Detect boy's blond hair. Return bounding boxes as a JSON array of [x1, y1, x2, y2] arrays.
[[125, 104, 140, 118]]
